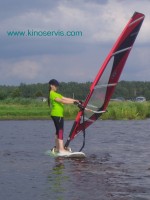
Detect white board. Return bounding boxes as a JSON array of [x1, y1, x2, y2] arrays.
[[45, 150, 86, 158]]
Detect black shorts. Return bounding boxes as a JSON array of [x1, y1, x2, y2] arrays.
[[51, 116, 64, 140]]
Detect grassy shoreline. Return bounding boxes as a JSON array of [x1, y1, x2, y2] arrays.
[[0, 98, 150, 120]]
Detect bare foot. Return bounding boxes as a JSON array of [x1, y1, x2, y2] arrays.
[[51, 147, 59, 153], [59, 149, 71, 154], [65, 147, 72, 152]]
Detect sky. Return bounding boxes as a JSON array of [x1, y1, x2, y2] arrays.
[[0, 0, 150, 85]]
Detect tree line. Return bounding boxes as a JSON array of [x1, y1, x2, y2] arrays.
[[0, 81, 150, 101]]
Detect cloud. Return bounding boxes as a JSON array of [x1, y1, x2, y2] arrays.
[[0, 0, 59, 20], [0, 59, 41, 84], [1, 0, 149, 43], [0, 0, 150, 85], [120, 46, 150, 81], [11, 60, 40, 79]]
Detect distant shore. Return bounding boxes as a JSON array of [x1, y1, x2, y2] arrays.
[[0, 98, 150, 120]]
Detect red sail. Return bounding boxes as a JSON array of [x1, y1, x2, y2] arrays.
[[65, 12, 145, 147]]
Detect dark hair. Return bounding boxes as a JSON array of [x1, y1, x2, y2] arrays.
[[48, 84, 51, 107], [49, 79, 59, 86], [48, 79, 59, 107]]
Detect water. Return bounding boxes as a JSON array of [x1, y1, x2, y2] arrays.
[[0, 120, 150, 200]]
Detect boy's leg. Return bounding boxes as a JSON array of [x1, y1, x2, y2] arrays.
[[52, 117, 70, 153], [55, 135, 59, 151]]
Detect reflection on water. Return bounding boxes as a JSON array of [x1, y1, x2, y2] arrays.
[[0, 120, 150, 200], [48, 162, 67, 199], [48, 152, 150, 200]]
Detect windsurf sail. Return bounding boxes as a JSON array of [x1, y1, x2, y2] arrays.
[[65, 12, 145, 149]]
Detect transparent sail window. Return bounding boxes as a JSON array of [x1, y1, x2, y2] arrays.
[[84, 56, 115, 120]]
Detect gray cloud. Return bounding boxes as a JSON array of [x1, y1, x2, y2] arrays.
[[0, 0, 150, 85], [0, 0, 59, 19]]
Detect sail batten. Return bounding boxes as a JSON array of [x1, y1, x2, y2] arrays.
[[65, 12, 145, 148], [94, 83, 117, 89], [113, 47, 132, 55], [129, 16, 145, 26]]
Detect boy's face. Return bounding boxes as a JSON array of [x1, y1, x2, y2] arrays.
[[51, 84, 58, 91]]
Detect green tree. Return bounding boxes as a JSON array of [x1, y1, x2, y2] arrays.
[[0, 90, 7, 100], [11, 88, 21, 98], [34, 90, 43, 97]]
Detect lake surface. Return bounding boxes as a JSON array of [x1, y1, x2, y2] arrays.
[[0, 119, 150, 200]]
